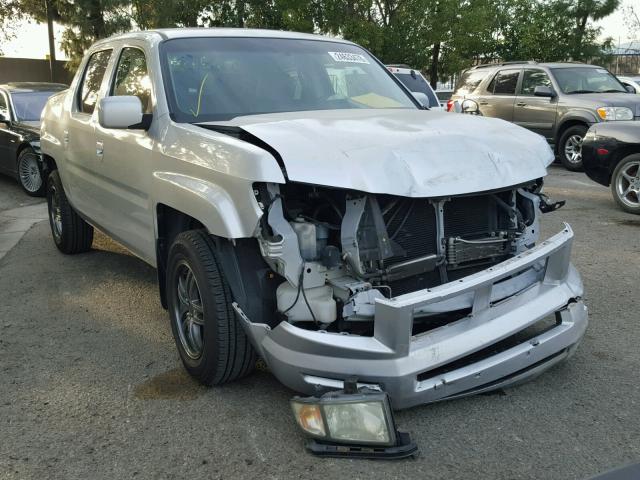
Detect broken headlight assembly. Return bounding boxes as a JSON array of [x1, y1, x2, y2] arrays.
[[290, 381, 418, 459]]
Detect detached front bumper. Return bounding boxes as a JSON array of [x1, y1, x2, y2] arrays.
[[238, 224, 587, 410]]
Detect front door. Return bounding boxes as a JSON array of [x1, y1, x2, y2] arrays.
[[0, 91, 15, 174], [513, 69, 557, 141], [94, 45, 155, 263]]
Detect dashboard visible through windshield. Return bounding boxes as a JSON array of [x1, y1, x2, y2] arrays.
[[159, 37, 417, 122], [551, 67, 627, 94]]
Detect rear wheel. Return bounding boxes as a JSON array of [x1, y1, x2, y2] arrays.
[[559, 125, 587, 171], [46, 170, 94, 254], [17, 148, 45, 196], [167, 230, 256, 385], [611, 154, 640, 215]]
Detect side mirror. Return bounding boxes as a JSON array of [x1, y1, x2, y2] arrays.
[[533, 85, 555, 98], [625, 85, 636, 93], [0, 112, 10, 125], [461, 99, 479, 114], [98, 96, 144, 129], [411, 91, 430, 109]]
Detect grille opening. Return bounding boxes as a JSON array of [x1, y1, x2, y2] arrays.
[[412, 308, 472, 336], [416, 312, 562, 382]]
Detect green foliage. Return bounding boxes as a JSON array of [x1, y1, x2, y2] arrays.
[[0, 0, 620, 81]]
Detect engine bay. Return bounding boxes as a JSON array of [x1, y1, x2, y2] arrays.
[[254, 181, 542, 332]]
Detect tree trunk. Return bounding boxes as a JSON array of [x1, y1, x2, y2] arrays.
[[429, 42, 441, 89], [237, 0, 245, 28]]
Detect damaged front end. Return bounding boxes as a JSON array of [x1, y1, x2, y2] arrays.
[[232, 179, 587, 410]]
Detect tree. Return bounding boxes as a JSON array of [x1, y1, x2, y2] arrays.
[[568, 0, 619, 60]]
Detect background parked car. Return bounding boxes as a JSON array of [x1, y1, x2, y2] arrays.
[[617, 75, 640, 94], [436, 88, 453, 109], [449, 62, 640, 171], [0, 82, 67, 196], [387, 64, 442, 110], [582, 121, 640, 214]]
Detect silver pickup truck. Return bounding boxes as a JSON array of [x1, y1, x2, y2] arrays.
[[40, 28, 587, 450]]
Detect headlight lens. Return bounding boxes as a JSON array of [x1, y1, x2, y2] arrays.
[[291, 403, 325, 437], [597, 106, 634, 121], [291, 389, 396, 446], [323, 401, 391, 444]]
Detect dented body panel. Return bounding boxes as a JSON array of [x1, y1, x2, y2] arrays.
[[237, 225, 587, 409], [204, 109, 554, 197]]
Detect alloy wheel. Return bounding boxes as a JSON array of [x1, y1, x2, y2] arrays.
[[564, 134, 583, 165], [172, 261, 205, 360], [18, 153, 43, 193], [48, 184, 63, 241], [615, 160, 640, 209]]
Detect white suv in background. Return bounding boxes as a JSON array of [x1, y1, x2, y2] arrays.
[[387, 65, 443, 110]]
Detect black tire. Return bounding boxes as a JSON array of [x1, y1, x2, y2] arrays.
[[17, 148, 46, 196], [610, 154, 640, 215], [558, 125, 587, 171], [46, 170, 94, 254], [166, 230, 255, 385]]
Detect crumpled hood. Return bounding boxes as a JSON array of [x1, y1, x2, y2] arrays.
[[204, 109, 553, 197]]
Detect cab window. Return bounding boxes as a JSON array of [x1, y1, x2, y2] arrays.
[[521, 69, 552, 95], [112, 47, 152, 114], [78, 49, 112, 114]]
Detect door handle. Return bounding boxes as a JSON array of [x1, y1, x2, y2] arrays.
[[478, 101, 489, 106], [63, 130, 69, 146], [96, 141, 104, 159], [516, 102, 527, 107]]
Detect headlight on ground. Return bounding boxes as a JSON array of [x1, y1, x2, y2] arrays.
[[291, 402, 325, 437], [290, 381, 418, 459], [597, 107, 633, 121]]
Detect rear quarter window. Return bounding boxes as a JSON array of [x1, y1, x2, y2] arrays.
[[455, 70, 489, 95]]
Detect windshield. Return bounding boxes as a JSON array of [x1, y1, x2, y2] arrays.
[[160, 37, 417, 122], [551, 67, 627, 94], [393, 72, 439, 108], [11, 91, 59, 121]]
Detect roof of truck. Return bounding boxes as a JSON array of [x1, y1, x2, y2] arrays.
[[95, 28, 352, 46]]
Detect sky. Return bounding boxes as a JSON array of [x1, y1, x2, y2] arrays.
[[1, 0, 639, 60]]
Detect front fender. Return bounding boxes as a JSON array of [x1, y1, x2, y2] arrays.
[[555, 110, 599, 138], [152, 172, 263, 239]]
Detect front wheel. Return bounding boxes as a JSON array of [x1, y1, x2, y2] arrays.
[[17, 148, 45, 196], [167, 230, 256, 385], [558, 125, 587, 171], [611, 154, 640, 215]]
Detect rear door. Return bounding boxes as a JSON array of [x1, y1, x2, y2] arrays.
[[476, 69, 520, 121], [63, 48, 114, 220], [513, 68, 557, 140]]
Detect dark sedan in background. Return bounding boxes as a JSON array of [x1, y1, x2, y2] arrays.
[[583, 121, 640, 214], [0, 82, 67, 196]]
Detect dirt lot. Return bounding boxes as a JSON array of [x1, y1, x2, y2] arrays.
[[1, 166, 639, 480]]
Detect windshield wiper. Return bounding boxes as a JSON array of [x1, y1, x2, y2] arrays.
[[601, 89, 626, 93], [566, 90, 597, 94]]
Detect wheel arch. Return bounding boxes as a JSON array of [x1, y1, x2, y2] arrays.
[[608, 148, 640, 185], [554, 118, 591, 154], [41, 154, 58, 173], [155, 204, 206, 309]]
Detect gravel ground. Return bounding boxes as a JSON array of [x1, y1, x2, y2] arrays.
[[1, 166, 639, 480], [0, 175, 44, 211]]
